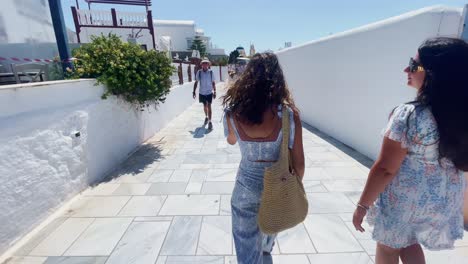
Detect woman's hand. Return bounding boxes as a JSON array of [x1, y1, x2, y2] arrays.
[[352, 206, 367, 232]]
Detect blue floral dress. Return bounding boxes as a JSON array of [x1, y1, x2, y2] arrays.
[[367, 103, 465, 250]]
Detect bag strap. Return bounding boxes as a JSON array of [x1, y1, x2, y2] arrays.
[[280, 105, 292, 168]]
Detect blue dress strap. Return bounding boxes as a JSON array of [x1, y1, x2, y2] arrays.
[[278, 105, 295, 149]]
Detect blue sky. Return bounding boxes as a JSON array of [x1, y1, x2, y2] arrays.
[[62, 0, 467, 53]]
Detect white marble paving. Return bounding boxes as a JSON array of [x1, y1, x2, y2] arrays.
[[271, 255, 310, 264], [64, 218, 133, 256], [322, 179, 366, 192], [165, 256, 224, 264], [15, 218, 69, 256], [185, 169, 207, 194], [224, 256, 237, 264], [66, 196, 130, 217], [277, 224, 316, 254], [155, 256, 168, 264], [302, 167, 331, 181], [219, 195, 232, 215], [105, 221, 171, 264], [304, 214, 362, 253], [307, 253, 373, 264], [169, 170, 193, 182], [425, 247, 468, 264], [358, 239, 377, 256], [344, 221, 374, 240], [83, 184, 121, 196], [159, 195, 220, 215], [134, 216, 173, 222], [109, 168, 155, 183], [306, 152, 343, 162], [44, 256, 108, 264], [205, 169, 237, 182], [30, 218, 95, 256], [201, 182, 235, 194], [213, 164, 239, 169], [197, 216, 232, 255], [180, 163, 214, 170], [160, 216, 203, 255], [112, 183, 151, 195], [5, 256, 48, 264], [306, 193, 356, 213], [147, 170, 174, 183], [322, 166, 368, 180], [145, 183, 188, 195], [118, 196, 167, 216], [302, 181, 328, 193]]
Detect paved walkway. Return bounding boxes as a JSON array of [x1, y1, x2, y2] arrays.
[[5, 85, 468, 264]]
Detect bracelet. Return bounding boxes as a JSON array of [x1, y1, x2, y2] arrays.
[[357, 203, 369, 211]]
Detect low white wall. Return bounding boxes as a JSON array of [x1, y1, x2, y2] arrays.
[[0, 79, 195, 254], [213, 66, 229, 82], [276, 6, 463, 159]]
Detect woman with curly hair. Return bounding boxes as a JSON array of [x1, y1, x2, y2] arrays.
[[222, 52, 305, 264], [353, 37, 468, 264]]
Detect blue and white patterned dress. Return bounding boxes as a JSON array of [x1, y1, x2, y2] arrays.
[[367, 103, 465, 250]]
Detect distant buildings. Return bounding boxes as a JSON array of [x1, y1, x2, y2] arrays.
[[236, 46, 246, 57], [249, 44, 256, 57], [69, 5, 225, 59], [285, 42, 292, 48], [153, 20, 225, 56]]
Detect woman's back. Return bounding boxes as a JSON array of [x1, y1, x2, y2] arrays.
[[223, 105, 295, 163], [221, 52, 305, 264], [387, 103, 460, 168]]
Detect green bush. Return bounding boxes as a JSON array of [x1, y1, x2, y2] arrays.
[[70, 34, 175, 109]]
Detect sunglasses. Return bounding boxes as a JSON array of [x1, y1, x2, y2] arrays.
[[409, 58, 424, 73]]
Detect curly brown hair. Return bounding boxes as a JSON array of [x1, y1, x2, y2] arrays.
[[222, 52, 296, 125]]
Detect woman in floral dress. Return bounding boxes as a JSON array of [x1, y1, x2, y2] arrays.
[[353, 37, 468, 263]]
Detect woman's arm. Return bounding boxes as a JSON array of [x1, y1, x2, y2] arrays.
[[359, 138, 407, 206], [225, 113, 237, 145], [291, 109, 305, 180], [353, 137, 407, 231]]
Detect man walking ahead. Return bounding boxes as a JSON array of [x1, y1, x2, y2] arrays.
[[193, 59, 216, 130]]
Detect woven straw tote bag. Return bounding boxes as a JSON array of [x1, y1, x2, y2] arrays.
[[258, 106, 308, 234]]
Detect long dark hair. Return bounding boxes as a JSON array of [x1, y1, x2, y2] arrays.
[[221, 53, 296, 125], [416, 37, 468, 171]]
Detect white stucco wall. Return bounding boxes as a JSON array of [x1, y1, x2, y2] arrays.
[[0, 79, 195, 255], [276, 6, 463, 159], [212, 66, 228, 82]]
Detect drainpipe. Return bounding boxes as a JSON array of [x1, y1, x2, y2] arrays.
[[48, 0, 72, 72]]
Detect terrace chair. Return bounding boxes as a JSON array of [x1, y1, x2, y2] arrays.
[[11, 63, 49, 84]]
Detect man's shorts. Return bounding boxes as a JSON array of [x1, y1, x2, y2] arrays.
[[199, 93, 213, 105]]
